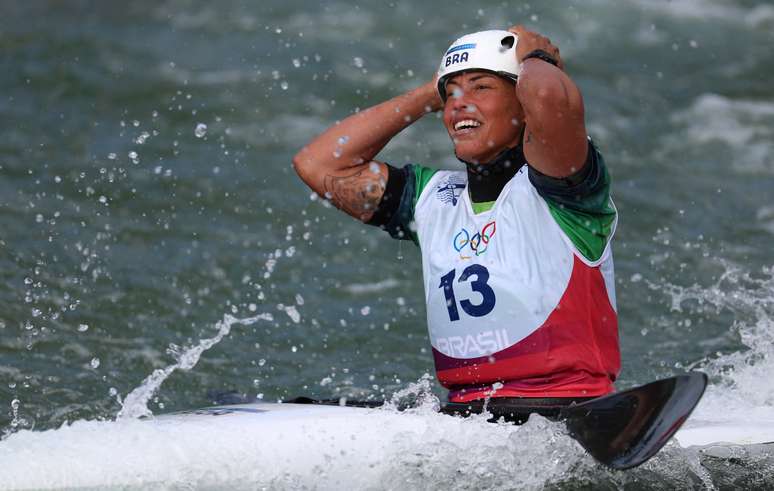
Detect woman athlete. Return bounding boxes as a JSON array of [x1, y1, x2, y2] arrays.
[[293, 26, 619, 407]]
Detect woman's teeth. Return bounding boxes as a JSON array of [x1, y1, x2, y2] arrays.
[[454, 119, 481, 131]]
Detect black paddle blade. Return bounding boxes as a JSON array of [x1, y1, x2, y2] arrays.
[[560, 372, 708, 470]]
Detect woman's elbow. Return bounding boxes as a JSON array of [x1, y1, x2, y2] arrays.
[[292, 149, 312, 181]]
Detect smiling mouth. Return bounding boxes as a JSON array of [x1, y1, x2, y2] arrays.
[[453, 119, 482, 134]]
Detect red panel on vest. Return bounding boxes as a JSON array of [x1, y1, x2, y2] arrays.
[[432, 255, 620, 402]]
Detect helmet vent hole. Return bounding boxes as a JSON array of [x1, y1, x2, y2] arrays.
[[500, 35, 515, 49]]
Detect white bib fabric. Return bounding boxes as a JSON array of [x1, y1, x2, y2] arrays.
[[414, 166, 616, 360]]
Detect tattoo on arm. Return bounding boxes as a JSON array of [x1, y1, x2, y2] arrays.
[[323, 166, 386, 221]]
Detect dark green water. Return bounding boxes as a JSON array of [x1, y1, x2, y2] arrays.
[[2, 0, 774, 488]]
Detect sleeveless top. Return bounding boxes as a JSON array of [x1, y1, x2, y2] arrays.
[[381, 142, 620, 402]]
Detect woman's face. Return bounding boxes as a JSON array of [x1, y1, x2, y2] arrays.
[[442, 71, 525, 164]]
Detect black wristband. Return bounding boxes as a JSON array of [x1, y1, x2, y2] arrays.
[[523, 49, 559, 68]]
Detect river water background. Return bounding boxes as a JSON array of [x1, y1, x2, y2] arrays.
[[1, 0, 774, 489]]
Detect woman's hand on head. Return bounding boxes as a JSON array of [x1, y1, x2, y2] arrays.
[[507, 25, 587, 179], [508, 25, 564, 70], [424, 74, 445, 113]]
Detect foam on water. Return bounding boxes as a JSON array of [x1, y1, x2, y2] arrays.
[[0, 378, 589, 490], [668, 93, 774, 174], [343, 278, 400, 294], [654, 261, 774, 435], [0, 343, 593, 490], [623, 0, 774, 28]]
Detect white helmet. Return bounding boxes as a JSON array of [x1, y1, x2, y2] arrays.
[[436, 29, 520, 101]]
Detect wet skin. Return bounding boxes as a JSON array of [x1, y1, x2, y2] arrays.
[[442, 71, 526, 164]]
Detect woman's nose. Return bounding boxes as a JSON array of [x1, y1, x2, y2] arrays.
[[449, 90, 474, 114], [449, 88, 466, 107]]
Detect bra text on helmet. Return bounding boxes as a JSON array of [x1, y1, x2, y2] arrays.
[[445, 51, 469, 67]]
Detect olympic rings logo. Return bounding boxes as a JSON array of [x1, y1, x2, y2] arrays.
[[453, 221, 496, 258]]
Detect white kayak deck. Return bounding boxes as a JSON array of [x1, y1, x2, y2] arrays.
[[674, 419, 774, 447], [171, 401, 774, 447], [1, 401, 772, 489]]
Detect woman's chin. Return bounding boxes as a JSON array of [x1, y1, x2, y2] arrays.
[[454, 147, 492, 165], [450, 141, 478, 162]]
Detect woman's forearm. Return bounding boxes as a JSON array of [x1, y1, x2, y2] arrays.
[[516, 58, 588, 176], [293, 81, 441, 195]]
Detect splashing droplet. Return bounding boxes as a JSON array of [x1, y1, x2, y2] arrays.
[[117, 313, 273, 420], [194, 123, 208, 138]]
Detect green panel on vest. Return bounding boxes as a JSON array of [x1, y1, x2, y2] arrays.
[[545, 199, 616, 262], [413, 165, 438, 204], [471, 200, 495, 214], [408, 165, 438, 244]]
